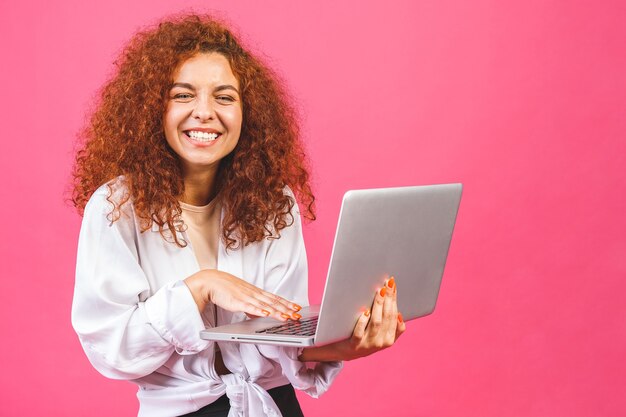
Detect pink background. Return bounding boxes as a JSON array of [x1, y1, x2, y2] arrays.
[[1, 0, 624, 416]]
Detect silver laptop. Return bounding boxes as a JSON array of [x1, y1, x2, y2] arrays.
[[200, 183, 462, 347]]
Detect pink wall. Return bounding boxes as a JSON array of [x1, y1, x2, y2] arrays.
[[1, 0, 624, 415]]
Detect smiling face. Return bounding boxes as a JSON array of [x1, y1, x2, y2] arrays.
[[163, 53, 242, 177]]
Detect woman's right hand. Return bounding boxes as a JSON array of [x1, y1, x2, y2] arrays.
[[184, 270, 301, 321]]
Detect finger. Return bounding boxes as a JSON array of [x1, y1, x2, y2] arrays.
[[263, 291, 302, 312], [253, 292, 301, 320], [238, 285, 293, 316], [254, 289, 297, 313], [390, 276, 398, 318], [365, 287, 385, 335], [382, 278, 396, 318], [381, 279, 398, 344], [208, 272, 298, 320], [236, 292, 289, 321], [262, 291, 302, 316], [239, 300, 273, 319], [395, 312, 407, 339], [352, 309, 370, 342]]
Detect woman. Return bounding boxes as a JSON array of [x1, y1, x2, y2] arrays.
[[71, 13, 405, 417]]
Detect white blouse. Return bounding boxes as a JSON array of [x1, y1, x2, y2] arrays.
[[71, 179, 342, 417]]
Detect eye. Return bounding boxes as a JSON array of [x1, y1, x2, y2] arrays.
[[172, 93, 194, 101], [216, 95, 236, 103]]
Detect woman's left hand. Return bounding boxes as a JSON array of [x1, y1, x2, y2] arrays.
[[343, 276, 406, 360], [299, 277, 406, 362]]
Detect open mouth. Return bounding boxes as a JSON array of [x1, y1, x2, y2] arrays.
[[184, 130, 221, 143]]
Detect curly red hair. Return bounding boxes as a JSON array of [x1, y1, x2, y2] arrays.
[[72, 13, 315, 249]]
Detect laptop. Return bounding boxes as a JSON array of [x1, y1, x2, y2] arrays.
[[200, 183, 463, 347]]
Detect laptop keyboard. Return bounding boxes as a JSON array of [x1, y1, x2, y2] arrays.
[[256, 317, 318, 337]]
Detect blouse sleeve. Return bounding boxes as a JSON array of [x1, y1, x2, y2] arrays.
[[71, 185, 210, 380], [258, 190, 343, 397]]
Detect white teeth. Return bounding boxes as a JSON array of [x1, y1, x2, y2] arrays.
[[187, 131, 219, 142]]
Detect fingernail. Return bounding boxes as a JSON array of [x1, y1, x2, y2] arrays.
[[292, 313, 302, 320], [262, 310, 270, 316], [387, 277, 395, 289], [364, 309, 370, 317], [293, 304, 302, 311], [398, 313, 404, 323], [281, 313, 291, 319], [379, 287, 387, 297]]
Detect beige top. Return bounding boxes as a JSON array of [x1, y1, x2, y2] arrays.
[[180, 198, 222, 337], [180, 198, 221, 270]]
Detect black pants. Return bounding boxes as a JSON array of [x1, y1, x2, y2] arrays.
[[179, 384, 304, 417]]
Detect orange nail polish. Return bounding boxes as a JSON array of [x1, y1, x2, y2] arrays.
[[388, 277, 395, 289], [293, 304, 302, 312], [292, 313, 302, 320], [281, 313, 291, 319], [398, 313, 404, 323], [262, 310, 270, 316], [379, 287, 387, 297], [364, 309, 370, 317]]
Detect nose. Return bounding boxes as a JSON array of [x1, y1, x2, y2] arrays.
[[191, 94, 215, 122]]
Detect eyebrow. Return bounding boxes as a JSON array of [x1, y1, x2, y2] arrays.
[[170, 83, 240, 95], [214, 85, 240, 94]]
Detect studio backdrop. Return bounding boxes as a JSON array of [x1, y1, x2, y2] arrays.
[[0, 0, 624, 416]]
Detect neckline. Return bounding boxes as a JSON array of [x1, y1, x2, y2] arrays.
[[179, 197, 219, 213]]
